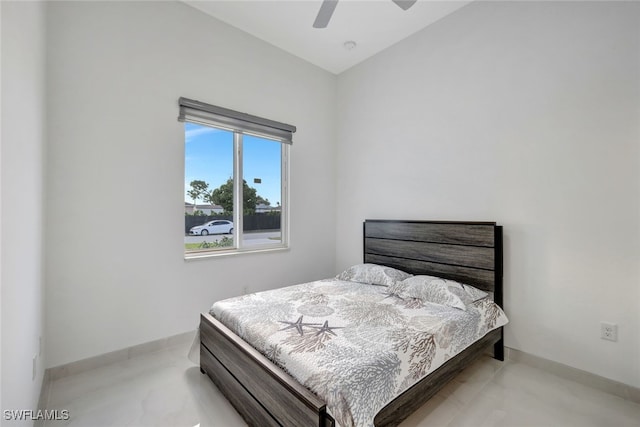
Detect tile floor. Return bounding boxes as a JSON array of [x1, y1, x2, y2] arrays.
[[41, 339, 640, 427]]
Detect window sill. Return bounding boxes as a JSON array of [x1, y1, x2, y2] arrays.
[[184, 245, 290, 261]]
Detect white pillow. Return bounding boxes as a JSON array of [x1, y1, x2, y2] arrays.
[[388, 275, 467, 310], [336, 263, 412, 287], [446, 280, 489, 305]]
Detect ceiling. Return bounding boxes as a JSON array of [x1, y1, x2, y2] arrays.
[[184, 1, 472, 74]]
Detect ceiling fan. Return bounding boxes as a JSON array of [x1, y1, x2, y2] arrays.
[[313, 0, 417, 29]]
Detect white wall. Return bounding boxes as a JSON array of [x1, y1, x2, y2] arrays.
[[335, 1, 640, 387], [1, 0, 47, 422], [45, 1, 336, 367], [27, 0, 640, 391]]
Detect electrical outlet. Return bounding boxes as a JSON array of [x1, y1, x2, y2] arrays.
[[601, 322, 618, 342]]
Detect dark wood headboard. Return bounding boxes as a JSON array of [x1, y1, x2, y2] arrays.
[[363, 220, 503, 307]]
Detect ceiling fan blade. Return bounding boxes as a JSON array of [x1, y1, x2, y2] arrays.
[[313, 0, 339, 29], [392, 0, 417, 11]]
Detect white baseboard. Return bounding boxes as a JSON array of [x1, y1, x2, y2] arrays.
[[38, 333, 639, 409], [505, 347, 640, 404], [45, 330, 196, 381], [37, 330, 196, 420]]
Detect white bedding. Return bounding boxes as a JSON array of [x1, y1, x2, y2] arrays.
[[208, 277, 508, 427]]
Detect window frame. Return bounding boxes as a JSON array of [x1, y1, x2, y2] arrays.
[[180, 99, 293, 259]]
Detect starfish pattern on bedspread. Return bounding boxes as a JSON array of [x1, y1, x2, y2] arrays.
[[279, 316, 321, 336], [310, 320, 343, 336]]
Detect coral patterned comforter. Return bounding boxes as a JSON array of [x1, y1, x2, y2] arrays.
[[210, 278, 508, 427]]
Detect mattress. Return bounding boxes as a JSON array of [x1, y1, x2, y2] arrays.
[[210, 278, 508, 427]]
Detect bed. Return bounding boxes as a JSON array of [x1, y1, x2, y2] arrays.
[[199, 220, 506, 427]]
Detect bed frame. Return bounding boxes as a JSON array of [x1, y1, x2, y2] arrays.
[[200, 220, 504, 427]]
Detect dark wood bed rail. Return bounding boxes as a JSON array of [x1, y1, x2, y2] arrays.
[[374, 328, 502, 426], [200, 313, 334, 427]]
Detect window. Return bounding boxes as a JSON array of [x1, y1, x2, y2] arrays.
[[180, 98, 295, 257]]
